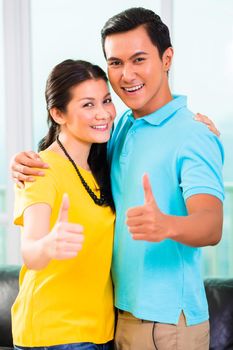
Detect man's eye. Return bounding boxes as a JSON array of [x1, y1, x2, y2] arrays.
[[109, 61, 121, 66], [135, 57, 145, 63]]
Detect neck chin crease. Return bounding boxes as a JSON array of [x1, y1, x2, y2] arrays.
[[132, 93, 173, 118]]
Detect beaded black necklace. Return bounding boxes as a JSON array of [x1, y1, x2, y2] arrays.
[[56, 136, 107, 206]]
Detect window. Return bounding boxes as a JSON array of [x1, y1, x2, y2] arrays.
[[1, 0, 161, 264], [30, 0, 161, 149], [0, 0, 7, 264], [172, 0, 233, 277], [1, 0, 232, 274]]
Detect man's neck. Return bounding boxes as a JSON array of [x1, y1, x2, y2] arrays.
[[133, 88, 173, 119]]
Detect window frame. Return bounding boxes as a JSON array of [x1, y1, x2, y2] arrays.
[[2, 0, 33, 264]]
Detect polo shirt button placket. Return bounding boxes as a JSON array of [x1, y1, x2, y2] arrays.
[[121, 134, 133, 158]]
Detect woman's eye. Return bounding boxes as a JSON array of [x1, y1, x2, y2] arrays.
[[104, 98, 112, 104], [83, 102, 93, 108]]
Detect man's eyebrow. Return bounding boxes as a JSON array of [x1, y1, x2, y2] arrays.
[[107, 56, 121, 62], [107, 51, 148, 62], [130, 51, 148, 59]]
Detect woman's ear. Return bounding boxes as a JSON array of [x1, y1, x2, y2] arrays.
[[50, 107, 66, 125], [162, 47, 174, 72]]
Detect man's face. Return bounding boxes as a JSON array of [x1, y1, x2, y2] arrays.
[[104, 25, 173, 118]]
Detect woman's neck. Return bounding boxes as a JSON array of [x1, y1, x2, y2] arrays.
[[47, 133, 91, 171]]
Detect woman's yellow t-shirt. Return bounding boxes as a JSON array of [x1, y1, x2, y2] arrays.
[[12, 150, 115, 347]]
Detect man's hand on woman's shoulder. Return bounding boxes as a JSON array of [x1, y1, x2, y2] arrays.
[[10, 151, 49, 188]]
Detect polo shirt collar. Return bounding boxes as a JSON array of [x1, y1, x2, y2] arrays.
[[128, 95, 187, 126]]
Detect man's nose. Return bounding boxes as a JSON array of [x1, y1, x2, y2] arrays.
[[122, 63, 136, 81]]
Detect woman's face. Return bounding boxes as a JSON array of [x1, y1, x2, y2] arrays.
[[58, 78, 116, 145]]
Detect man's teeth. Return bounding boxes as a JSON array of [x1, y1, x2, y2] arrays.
[[124, 84, 144, 92], [92, 125, 107, 130]]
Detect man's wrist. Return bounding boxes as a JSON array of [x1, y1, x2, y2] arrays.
[[165, 214, 180, 241]]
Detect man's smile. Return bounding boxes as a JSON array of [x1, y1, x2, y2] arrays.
[[122, 84, 145, 93]]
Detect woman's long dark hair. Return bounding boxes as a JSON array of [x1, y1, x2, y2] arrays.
[[38, 59, 114, 210]]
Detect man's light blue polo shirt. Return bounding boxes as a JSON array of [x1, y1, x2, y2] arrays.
[[108, 95, 224, 326]]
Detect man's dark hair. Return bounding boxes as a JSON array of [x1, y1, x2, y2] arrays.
[[101, 7, 172, 59]]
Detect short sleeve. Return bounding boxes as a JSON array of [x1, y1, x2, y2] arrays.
[[14, 169, 57, 226], [178, 129, 224, 202]]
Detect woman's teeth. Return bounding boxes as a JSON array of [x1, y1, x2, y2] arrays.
[[92, 125, 107, 130]]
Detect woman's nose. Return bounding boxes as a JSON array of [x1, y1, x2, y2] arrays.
[[95, 109, 111, 120]]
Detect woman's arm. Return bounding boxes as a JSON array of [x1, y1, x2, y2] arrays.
[[21, 195, 84, 270], [194, 113, 220, 137]]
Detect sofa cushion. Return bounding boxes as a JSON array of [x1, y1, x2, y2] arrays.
[[205, 278, 233, 350], [0, 265, 20, 348]]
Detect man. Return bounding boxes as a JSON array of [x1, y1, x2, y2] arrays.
[[11, 7, 223, 350]]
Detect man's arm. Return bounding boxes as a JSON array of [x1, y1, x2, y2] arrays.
[[10, 151, 49, 188], [10, 114, 220, 187], [166, 193, 222, 246], [126, 174, 223, 247]]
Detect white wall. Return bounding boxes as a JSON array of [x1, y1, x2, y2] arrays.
[[172, 0, 233, 181], [1, 0, 163, 264], [0, 0, 6, 186], [30, 0, 161, 149]]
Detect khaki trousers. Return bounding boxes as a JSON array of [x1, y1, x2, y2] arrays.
[[114, 311, 209, 350]]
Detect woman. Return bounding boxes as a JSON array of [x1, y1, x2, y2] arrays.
[[12, 59, 116, 350]]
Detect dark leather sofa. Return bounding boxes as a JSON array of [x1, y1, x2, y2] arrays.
[[0, 265, 233, 350]]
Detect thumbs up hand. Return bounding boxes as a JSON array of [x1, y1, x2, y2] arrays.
[[126, 174, 170, 242], [43, 193, 84, 260]]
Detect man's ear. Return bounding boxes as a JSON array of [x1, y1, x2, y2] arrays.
[[50, 107, 65, 125], [162, 47, 174, 72]]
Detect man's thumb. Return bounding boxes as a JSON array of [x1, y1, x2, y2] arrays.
[[58, 193, 69, 222], [143, 174, 155, 204]]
